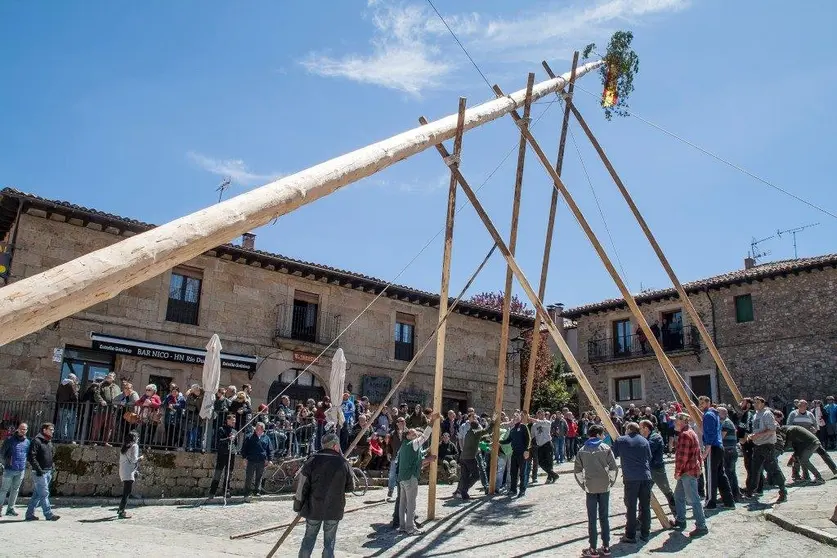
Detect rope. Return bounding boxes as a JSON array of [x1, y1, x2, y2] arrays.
[[570, 81, 837, 222], [426, 0, 493, 93]]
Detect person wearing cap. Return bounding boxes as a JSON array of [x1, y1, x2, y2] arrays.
[[295, 432, 353, 558]]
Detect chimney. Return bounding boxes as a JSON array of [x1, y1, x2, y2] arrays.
[[242, 233, 256, 251], [744, 256, 755, 270], [546, 303, 565, 334]]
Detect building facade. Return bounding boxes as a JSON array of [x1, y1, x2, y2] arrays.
[[0, 188, 531, 413], [562, 255, 837, 409]]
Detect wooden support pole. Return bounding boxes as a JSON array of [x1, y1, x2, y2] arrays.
[[522, 51, 580, 414], [487, 73, 535, 495], [493, 84, 703, 428], [422, 132, 671, 529], [427, 97, 467, 520], [0, 61, 603, 347], [541, 61, 743, 404]]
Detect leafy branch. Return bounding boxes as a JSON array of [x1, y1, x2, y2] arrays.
[[582, 31, 640, 120]]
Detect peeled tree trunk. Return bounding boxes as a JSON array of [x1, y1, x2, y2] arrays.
[[0, 61, 601, 347]]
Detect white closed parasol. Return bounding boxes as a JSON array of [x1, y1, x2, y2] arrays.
[[325, 348, 347, 430], [200, 334, 222, 420]]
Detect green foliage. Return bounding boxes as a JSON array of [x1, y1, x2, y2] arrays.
[[583, 31, 640, 121], [530, 355, 576, 412]]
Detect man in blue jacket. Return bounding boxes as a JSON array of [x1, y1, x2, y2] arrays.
[[506, 411, 531, 498], [612, 421, 652, 544], [1, 423, 30, 516], [698, 396, 735, 509], [241, 422, 273, 499]]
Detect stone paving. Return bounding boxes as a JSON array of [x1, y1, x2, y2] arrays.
[[2, 458, 835, 557]]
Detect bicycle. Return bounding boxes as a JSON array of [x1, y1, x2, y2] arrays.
[[348, 456, 369, 497], [261, 458, 304, 494]]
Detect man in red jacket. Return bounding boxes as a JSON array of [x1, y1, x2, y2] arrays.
[[671, 413, 707, 537]]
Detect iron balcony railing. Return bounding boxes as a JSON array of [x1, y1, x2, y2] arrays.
[[0, 400, 321, 460], [274, 303, 340, 346], [587, 325, 700, 363]]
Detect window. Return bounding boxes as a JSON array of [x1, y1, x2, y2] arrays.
[[166, 269, 202, 325], [60, 347, 114, 389], [394, 312, 415, 361], [615, 375, 642, 401], [612, 319, 631, 356], [661, 309, 684, 350], [291, 291, 320, 343], [735, 294, 754, 323]]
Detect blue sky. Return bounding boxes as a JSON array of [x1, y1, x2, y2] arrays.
[[2, 0, 836, 310]]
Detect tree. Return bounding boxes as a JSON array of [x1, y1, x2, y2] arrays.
[[530, 356, 575, 412], [583, 30, 640, 121], [468, 291, 534, 317]]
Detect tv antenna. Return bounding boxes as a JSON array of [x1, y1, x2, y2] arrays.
[[777, 223, 819, 259], [216, 176, 231, 203], [748, 234, 773, 264]]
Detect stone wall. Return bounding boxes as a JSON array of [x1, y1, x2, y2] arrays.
[[20, 444, 303, 498], [1, 211, 522, 413], [571, 265, 837, 410]]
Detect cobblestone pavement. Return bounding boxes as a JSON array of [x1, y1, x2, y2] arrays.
[[2, 459, 835, 557]]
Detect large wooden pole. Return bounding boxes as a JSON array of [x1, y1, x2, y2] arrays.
[[427, 97, 467, 520], [423, 131, 671, 528], [522, 52, 579, 414], [493, 84, 703, 428], [0, 62, 603, 347], [542, 62, 743, 404], [487, 73, 535, 495]]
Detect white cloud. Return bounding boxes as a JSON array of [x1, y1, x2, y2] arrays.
[[187, 151, 283, 187], [300, 0, 688, 94]]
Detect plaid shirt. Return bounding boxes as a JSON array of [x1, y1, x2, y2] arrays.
[[674, 426, 702, 478]]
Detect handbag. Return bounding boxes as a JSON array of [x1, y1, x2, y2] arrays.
[[123, 410, 140, 424]]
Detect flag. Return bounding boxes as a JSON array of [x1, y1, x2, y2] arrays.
[[602, 63, 619, 108]]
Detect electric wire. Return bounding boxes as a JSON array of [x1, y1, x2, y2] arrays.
[[426, 0, 493, 93]]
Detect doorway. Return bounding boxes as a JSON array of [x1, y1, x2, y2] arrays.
[[689, 374, 712, 401], [661, 310, 684, 351], [442, 390, 469, 414]]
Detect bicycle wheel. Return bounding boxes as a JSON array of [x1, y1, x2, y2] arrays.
[[261, 467, 288, 494], [351, 467, 368, 497]]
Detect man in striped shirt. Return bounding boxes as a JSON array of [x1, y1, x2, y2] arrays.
[[671, 413, 707, 538]]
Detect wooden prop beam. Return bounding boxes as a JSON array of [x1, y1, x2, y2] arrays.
[[542, 61, 743, 404], [522, 51, 579, 414], [0, 61, 602, 347], [423, 132, 671, 529], [260, 243, 497, 554], [427, 97, 467, 520], [487, 73, 535, 495], [493, 84, 703, 428]]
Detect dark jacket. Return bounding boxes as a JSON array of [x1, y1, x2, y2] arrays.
[[647, 430, 665, 469], [241, 432, 273, 463], [295, 448, 353, 520], [2, 434, 30, 471], [94, 380, 120, 407], [388, 427, 407, 457], [438, 440, 458, 462], [460, 422, 488, 460], [782, 425, 820, 452], [507, 422, 531, 455], [216, 424, 237, 455], [612, 432, 652, 481], [28, 433, 55, 475], [56, 381, 79, 405]]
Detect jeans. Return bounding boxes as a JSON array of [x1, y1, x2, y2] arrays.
[[567, 437, 577, 460], [398, 478, 419, 531], [586, 492, 610, 549], [747, 444, 785, 493], [722, 446, 741, 498], [26, 470, 54, 519], [387, 457, 399, 494], [299, 519, 339, 558], [477, 452, 489, 489], [118, 480, 133, 514], [623, 480, 652, 540], [187, 425, 202, 451], [509, 452, 527, 494], [496, 454, 509, 490], [58, 407, 77, 441], [704, 445, 733, 505], [0, 470, 24, 510], [244, 461, 266, 495], [675, 474, 706, 528], [553, 436, 565, 463]]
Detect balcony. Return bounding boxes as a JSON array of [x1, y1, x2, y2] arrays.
[[273, 303, 340, 348], [587, 325, 700, 363]]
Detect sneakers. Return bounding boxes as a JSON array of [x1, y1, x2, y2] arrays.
[[619, 536, 637, 544], [117, 511, 131, 519], [670, 519, 686, 531], [452, 491, 462, 499], [5, 508, 18, 516], [812, 478, 826, 485], [704, 501, 718, 510], [598, 546, 612, 557], [25, 515, 39, 521], [689, 527, 708, 538], [581, 548, 600, 557], [45, 515, 60, 521], [775, 491, 788, 504]]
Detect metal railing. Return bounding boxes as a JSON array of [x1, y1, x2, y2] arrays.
[[274, 303, 340, 346], [0, 400, 323, 459], [587, 325, 700, 363]]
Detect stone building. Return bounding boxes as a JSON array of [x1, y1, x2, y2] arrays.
[[561, 254, 837, 409], [0, 188, 532, 413]]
